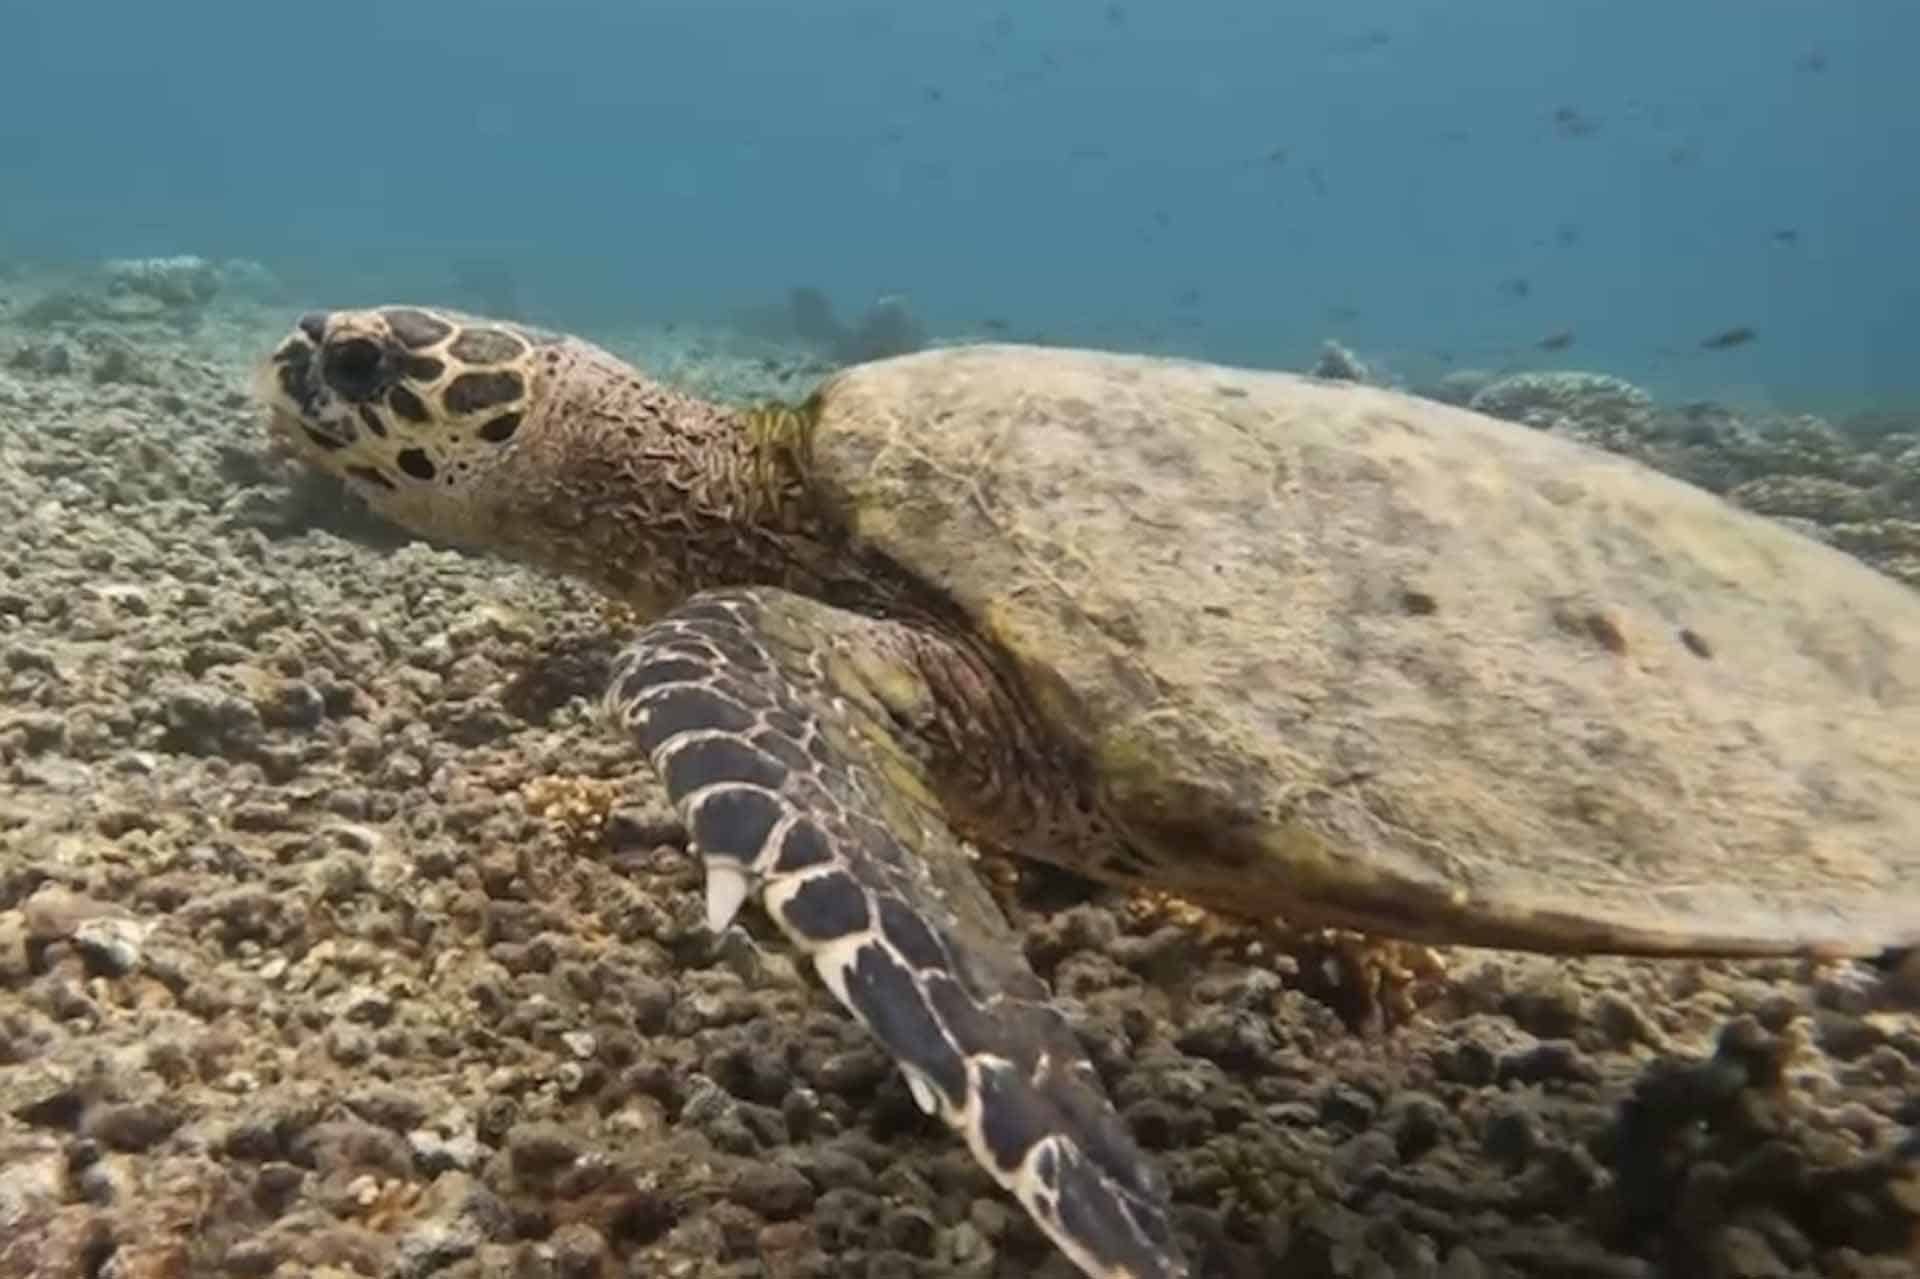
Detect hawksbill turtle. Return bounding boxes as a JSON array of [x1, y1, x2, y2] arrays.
[[256, 307, 1920, 1279]]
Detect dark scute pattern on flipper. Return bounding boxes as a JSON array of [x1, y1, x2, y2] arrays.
[[692, 786, 784, 864], [976, 1057, 1061, 1172], [643, 686, 756, 748], [782, 870, 872, 940], [925, 971, 1014, 1061], [842, 940, 970, 1102], [776, 819, 833, 872], [749, 728, 815, 776], [937, 966, 1168, 1214], [879, 894, 950, 971], [974, 1065, 1182, 1279], [1051, 1057, 1175, 1208], [384, 307, 452, 349], [1037, 1144, 1060, 1187], [1054, 1144, 1183, 1279], [674, 619, 775, 672], [603, 588, 1188, 1279], [661, 735, 787, 796], [617, 659, 709, 701]]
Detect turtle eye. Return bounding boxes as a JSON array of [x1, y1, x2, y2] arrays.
[[321, 336, 389, 401]]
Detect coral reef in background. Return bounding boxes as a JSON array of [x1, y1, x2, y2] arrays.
[[1456, 366, 1920, 588], [102, 255, 221, 310], [13, 255, 284, 335], [1310, 339, 1372, 384], [1294, 339, 1920, 589], [784, 286, 928, 364], [212, 258, 285, 302], [1466, 371, 1657, 448]]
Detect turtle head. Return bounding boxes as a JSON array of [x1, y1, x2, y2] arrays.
[[254, 306, 562, 546], [256, 306, 814, 610]]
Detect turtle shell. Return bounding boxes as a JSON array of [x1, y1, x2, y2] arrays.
[[806, 344, 1920, 958]]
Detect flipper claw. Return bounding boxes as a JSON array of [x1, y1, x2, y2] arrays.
[[703, 860, 751, 933], [904, 1067, 941, 1117]]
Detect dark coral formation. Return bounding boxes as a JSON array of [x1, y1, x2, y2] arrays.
[[786, 287, 928, 365], [1598, 1016, 1920, 1271]]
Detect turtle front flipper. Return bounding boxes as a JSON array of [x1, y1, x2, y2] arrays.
[[605, 587, 1188, 1279]]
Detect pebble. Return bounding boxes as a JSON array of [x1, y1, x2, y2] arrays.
[[71, 917, 148, 976], [732, 1163, 817, 1221]]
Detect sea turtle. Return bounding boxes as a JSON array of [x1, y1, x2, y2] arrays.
[[256, 307, 1920, 1279]]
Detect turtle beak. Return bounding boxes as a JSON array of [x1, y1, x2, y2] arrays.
[[253, 328, 347, 454], [258, 333, 319, 414]]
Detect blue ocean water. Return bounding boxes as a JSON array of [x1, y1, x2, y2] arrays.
[[2, 0, 1913, 408]]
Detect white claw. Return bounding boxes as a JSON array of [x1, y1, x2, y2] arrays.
[[904, 1069, 939, 1117], [705, 862, 751, 933]]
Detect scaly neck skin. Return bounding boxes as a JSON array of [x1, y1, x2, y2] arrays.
[[481, 344, 868, 618], [488, 345, 1126, 881]]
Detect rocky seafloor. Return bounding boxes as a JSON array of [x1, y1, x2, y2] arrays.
[[0, 266, 1916, 1279]]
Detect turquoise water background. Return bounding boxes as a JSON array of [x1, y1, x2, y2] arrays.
[[2, 0, 1913, 406]]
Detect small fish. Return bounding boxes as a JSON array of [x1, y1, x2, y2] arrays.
[[1795, 50, 1827, 73], [982, 318, 1009, 333], [1332, 28, 1392, 54], [1772, 228, 1800, 245], [1539, 330, 1575, 352], [1554, 223, 1581, 248], [1104, 3, 1127, 28], [1498, 276, 1531, 300], [1552, 107, 1598, 138], [923, 86, 945, 104], [1326, 305, 1362, 322], [1265, 146, 1289, 165], [1699, 326, 1756, 350]]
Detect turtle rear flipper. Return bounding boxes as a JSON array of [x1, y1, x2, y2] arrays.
[[607, 587, 1188, 1279]]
